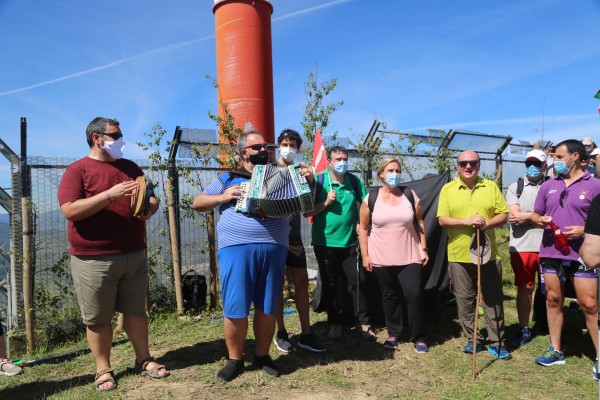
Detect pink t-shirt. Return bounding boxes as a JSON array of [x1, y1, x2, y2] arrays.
[[363, 191, 424, 267]]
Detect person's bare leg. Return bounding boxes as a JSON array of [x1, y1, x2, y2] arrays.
[[123, 313, 168, 376], [224, 317, 248, 360], [517, 284, 534, 328], [544, 274, 565, 351], [290, 268, 311, 335], [573, 277, 599, 354], [253, 309, 276, 356], [0, 334, 7, 359], [275, 277, 286, 332], [87, 321, 114, 390]]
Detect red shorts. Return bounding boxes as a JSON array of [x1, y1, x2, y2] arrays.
[[510, 252, 539, 287]]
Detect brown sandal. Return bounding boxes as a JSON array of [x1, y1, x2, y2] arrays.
[[135, 356, 170, 379], [95, 368, 117, 391]]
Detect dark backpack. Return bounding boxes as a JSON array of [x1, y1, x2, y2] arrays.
[[515, 176, 550, 199], [181, 270, 207, 313], [366, 186, 422, 236]]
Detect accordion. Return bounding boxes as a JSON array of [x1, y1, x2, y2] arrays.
[[235, 163, 314, 218]]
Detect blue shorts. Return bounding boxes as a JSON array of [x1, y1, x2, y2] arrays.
[[219, 243, 287, 318]]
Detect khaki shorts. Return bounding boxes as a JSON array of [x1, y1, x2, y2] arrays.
[[71, 250, 148, 325]]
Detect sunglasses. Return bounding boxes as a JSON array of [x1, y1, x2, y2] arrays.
[[559, 188, 568, 207], [243, 143, 268, 151], [457, 160, 479, 168], [100, 132, 123, 140], [525, 160, 543, 168]]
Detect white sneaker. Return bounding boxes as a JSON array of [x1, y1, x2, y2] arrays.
[[360, 325, 377, 341]]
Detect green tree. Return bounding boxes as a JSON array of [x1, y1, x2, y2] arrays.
[[300, 63, 344, 163]]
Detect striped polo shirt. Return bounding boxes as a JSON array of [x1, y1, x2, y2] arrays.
[[203, 172, 290, 250]]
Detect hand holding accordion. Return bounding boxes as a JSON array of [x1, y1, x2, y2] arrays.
[[131, 175, 154, 217], [235, 163, 314, 218]]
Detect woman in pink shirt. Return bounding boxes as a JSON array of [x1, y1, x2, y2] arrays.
[[358, 158, 429, 352]]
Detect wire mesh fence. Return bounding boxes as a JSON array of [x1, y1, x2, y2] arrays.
[[1, 148, 533, 335]]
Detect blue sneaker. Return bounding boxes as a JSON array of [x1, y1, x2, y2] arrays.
[[414, 341, 429, 354], [488, 346, 512, 360], [511, 327, 532, 348], [594, 360, 598, 380], [535, 348, 565, 366], [462, 341, 485, 354]]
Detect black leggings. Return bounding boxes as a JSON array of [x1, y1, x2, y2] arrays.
[[373, 263, 425, 342]]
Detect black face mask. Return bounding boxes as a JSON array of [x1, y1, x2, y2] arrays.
[[249, 150, 269, 165]]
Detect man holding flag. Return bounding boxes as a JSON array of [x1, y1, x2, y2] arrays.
[[307, 139, 374, 341]]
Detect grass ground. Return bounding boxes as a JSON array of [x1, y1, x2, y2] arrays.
[[1, 230, 598, 399]]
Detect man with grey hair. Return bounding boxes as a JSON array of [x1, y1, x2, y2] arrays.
[[193, 131, 314, 382]]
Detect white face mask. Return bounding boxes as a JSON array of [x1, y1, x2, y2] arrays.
[[103, 137, 126, 160], [279, 146, 297, 162]]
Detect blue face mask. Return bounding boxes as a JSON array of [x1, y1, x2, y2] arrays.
[[525, 165, 542, 179], [385, 173, 401, 187], [332, 160, 348, 175], [554, 155, 573, 176]]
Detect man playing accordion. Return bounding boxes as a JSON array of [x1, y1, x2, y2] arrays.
[[192, 130, 314, 382]]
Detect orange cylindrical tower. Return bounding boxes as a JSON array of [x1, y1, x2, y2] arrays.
[[213, 0, 275, 144]]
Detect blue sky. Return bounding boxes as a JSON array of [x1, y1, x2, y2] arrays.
[[1, 0, 600, 196]]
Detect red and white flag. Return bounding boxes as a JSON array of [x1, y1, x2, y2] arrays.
[[312, 129, 328, 173]]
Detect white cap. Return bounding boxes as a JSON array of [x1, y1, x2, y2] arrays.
[[582, 137, 595, 145], [591, 148, 600, 156], [525, 149, 546, 163]]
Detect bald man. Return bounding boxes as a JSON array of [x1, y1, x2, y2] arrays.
[[437, 150, 511, 360]]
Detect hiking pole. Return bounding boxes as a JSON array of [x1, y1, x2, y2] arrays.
[[356, 242, 361, 345], [472, 228, 482, 380]]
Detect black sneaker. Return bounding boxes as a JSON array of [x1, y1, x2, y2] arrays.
[[297, 332, 326, 353], [274, 330, 293, 353], [253, 355, 281, 377], [216, 359, 244, 382]]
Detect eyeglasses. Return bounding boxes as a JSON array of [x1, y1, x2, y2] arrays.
[[457, 160, 479, 168], [100, 132, 123, 140], [243, 143, 268, 151], [525, 160, 543, 168], [559, 188, 568, 207]]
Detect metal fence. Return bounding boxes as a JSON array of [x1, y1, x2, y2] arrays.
[[1, 148, 533, 334]]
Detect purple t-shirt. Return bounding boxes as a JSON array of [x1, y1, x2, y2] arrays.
[[533, 171, 600, 260]]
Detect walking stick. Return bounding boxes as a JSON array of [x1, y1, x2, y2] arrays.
[[472, 229, 482, 380]]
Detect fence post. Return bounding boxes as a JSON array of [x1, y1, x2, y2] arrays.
[[166, 177, 184, 315]]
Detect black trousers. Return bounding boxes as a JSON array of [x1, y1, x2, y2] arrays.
[[373, 263, 425, 342], [314, 245, 369, 325]]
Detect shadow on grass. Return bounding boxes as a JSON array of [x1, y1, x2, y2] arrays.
[[0, 339, 132, 400]]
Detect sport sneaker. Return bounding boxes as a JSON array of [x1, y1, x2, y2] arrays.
[[414, 341, 429, 354], [488, 346, 512, 360], [360, 324, 377, 341], [511, 327, 532, 348], [253, 355, 281, 377], [462, 341, 485, 354], [297, 332, 326, 353], [383, 336, 399, 349], [274, 330, 293, 353], [535, 349, 566, 366], [594, 359, 598, 380], [328, 324, 342, 340], [0, 359, 23, 376], [216, 359, 244, 382]]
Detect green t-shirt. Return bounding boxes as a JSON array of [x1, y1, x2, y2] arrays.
[[437, 176, 509, 263], [312, 171, 368, 248]]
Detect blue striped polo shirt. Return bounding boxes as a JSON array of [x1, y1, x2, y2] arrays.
[[203, 172, 290, 250]]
